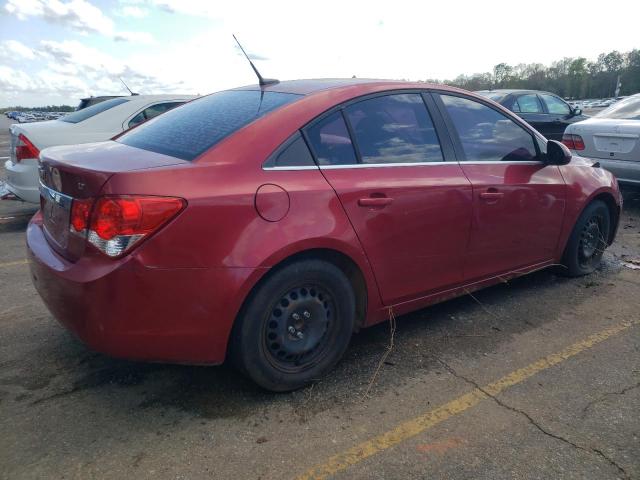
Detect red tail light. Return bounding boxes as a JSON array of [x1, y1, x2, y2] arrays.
[[15, 134, 40, 162], [572, 135, 585, 150], [70, 198, 93, 234], [69, 195, 185, 257], [562, 134, 585, 151]]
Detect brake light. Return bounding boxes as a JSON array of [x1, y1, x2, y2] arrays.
[[15, 134, 40, 162], [572, 134, 585, 150], [84, 196, 185, 257], [562, 134, 584, 151], [70, 198, 93, 234]]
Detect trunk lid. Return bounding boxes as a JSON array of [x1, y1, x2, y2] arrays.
[[38, 141, 187, 260], [570, 118, 640, 162]]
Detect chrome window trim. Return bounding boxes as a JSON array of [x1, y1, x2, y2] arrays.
[[457, 160, 543, 165], [262, 160, 545, 171], [319, 161, 451, 169], [262, 165, 320, 171]]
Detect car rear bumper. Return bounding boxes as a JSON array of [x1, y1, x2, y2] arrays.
[[26, 216, 260, 365], [4, 159, 40, 203]]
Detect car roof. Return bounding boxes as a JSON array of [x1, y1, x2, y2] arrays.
[[119, 94, 198, 102], [233, 78, 463, 96], [476, 89, 558, 97]]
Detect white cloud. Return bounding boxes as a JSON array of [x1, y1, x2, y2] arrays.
[[116, 5, 148, 18], [4, 0, 153, 43], [113, 31, 154, 44], [0, 40, 37, 60], [4, 0, 114, 35], [0, 40, 184, 106]]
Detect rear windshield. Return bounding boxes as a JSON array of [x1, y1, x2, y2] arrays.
[[61, 98, 130, 123], [476, 91, 507, 102], [117, 90, 302, 160], [596, 96, 640, 120]]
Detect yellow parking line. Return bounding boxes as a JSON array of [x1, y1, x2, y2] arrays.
[[0, 259, 28, 268], [297, 319, 639, 480]]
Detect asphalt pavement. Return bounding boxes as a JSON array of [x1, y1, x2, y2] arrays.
[[0, 114, 638, 480]]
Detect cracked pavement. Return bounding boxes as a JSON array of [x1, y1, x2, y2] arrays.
[[1, 115, 639, 479]]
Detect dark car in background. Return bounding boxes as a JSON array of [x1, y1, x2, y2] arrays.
[[477, 89, 587, 141]]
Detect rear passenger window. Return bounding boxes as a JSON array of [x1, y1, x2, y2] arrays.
[[128, 102, 185, 128], [344, 94, 443, 164], [270, 133, 315, 167], [515, 94, 543, 113], [306, 111, 357, 166], [440, 94, 538, 162]]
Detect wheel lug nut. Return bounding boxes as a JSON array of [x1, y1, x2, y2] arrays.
[[296, 331, 304, 339], [303, 311, 311, 319], [288, 326, 296, 334], [292, 313, 301, 321]]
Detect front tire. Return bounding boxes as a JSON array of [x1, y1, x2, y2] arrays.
[[231, 259, 356, 392], [562, 200, 611, 276]]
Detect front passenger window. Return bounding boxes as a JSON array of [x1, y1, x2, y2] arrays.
[[540, 94, 571, 116], [440, 95, 538, 162]]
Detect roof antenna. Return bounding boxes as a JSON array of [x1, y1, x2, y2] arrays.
[[233, 34, 278, 87], [119, 77, 138, 96]]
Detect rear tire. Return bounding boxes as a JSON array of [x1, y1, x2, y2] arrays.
[[561, 200, 611, 277], [231, 259, 356, 392]]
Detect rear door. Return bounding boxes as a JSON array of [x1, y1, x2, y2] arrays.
[[304, 92, 473, 305], [434, 92, 566, 281], [510, 94, 549, 136]]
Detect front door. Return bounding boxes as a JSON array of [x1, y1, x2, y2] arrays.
[[304, 93, 473, 305], [538, 93, 575, 141], [436, 93, 566, 281]]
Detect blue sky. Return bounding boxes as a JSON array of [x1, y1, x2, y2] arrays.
[[1, 0, 639, 107]]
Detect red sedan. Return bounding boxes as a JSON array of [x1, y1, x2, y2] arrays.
[[27, 80, 621, 391]]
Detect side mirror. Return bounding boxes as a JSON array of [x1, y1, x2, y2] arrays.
[[572, 107, 582, 116], [545, 140, 572, 165]]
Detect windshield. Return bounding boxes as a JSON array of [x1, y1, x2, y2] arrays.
[[596, 96, 640, 120], [61, 98, 130, 124], [117, 90, 301, 160]]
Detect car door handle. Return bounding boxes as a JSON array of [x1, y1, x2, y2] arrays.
[[479, 191, 504, 201], [358, 197, 394, 207]]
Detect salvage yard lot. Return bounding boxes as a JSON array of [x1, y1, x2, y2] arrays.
[[0, 115, 639, 479]]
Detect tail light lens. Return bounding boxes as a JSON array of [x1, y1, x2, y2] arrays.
[[69, 195, 185, 257], [562, 134, 585, 151], [15, 133, 40, 162], [70, 198, 93, 235], [572, 135, 585, 150]]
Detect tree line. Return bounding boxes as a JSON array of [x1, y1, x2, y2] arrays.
[[428, 49, 640, 99]]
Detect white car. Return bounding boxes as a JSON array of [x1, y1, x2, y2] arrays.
[[563, 93, 640, 186], [5, 94, 196, 203]]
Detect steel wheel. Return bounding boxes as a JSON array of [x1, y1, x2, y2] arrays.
[[577, 214, 605, 270], [562, 200, 611, 277], [231, 259, 356, 391], [263, 285, 334, 373]]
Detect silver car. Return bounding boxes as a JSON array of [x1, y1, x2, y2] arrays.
[[563, 94, 640, 186]]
